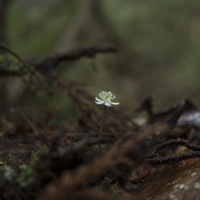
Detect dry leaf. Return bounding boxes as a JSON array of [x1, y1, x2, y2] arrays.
[[143, 158, 200, 200]]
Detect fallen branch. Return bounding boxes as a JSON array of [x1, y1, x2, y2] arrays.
[[146, 138, 200, 165], [148, 138, 200, 158], [28, 43, 117, 71], [146, 152, 200, 165]]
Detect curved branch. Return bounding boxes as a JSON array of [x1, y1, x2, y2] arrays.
[[28, 43, 117, 71]]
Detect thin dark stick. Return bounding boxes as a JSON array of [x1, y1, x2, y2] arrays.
[[146, 152, 200, 165], [27, 44, 117, 70], [0, 43, 57, 109], [149, 138, 200, 158]]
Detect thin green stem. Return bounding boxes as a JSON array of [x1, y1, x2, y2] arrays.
[[99, 105, 107, 151], [99, 105, 107, 137]]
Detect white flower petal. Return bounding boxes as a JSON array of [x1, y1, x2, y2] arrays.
[[105, 101, 112, 107], [95, 100, 104, 105], [95, 97, 103, 102], [110, 102, 119, 105], [95, 91, 119, 107]]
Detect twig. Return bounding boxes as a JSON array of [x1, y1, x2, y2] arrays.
[[0, 43, 57, 109], [149, 138, 200, 158], [28, 44, 117, 70], [146, 138, 200, 165], [146, 152, 200, 165], [0, 44, 117, 75]]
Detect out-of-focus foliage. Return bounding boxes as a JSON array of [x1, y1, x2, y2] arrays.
[[3, 0, 200, 119], [2, 1, 200, 199]]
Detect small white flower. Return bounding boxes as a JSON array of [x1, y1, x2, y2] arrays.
[[95, 91, 119, 107]]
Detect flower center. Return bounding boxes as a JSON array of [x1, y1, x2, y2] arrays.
[[99, 91, 115, 101]]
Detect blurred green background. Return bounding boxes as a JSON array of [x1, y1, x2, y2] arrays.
[[1, 0, 200, 121]]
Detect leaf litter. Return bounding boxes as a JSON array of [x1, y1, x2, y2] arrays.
[[1, 45, 200, 199]]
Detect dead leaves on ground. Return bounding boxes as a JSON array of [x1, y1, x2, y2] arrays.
[[1, 74, 200, 199], [144, 159, 200, 200]]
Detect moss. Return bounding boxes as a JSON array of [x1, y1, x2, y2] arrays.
[[30, 145, 50, 161]]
